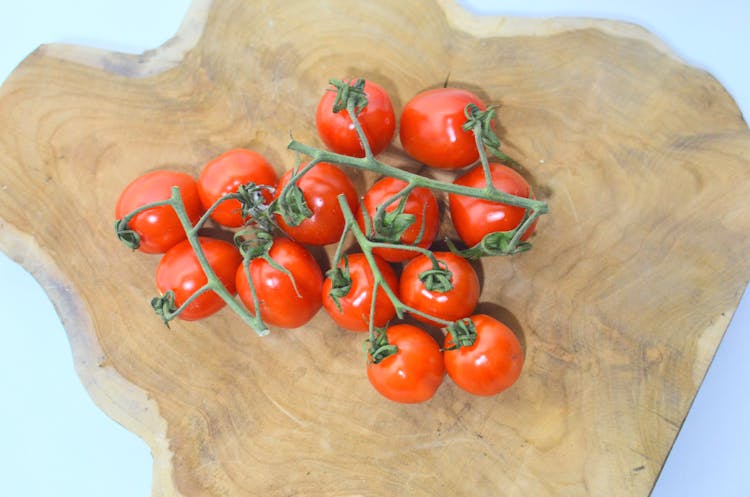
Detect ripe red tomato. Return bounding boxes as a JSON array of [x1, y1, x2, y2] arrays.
[[197, 148, 278, 227], [448, 162, 537, 247], [400, 252, 480, 327], [274, 162, 358, 246], [399, 87, 488, 169], [235, 237, 323, 329], [155, 237, 242, 321], [322, 253, 399, 332], [316, 79, 396, 157], [115, 170, 204, 254], [443, 314, 523, 396], [355, 177, 439, 262], [367, 324, 445, 403]]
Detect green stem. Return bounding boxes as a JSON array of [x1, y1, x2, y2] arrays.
[[471, 117, 496, 193], [269, 157, 321, 227], [508, 204, 542, 249], [288, 157, 320, 188], [191, 191, 241, 233], [367, 279, 381, 337], [289, 139, 547, 213], [366, 180, 423, 246], [330, 212, 353, 269], [242, 259, 269, 334], [161, 285, 213, 321], [367, 239, 434, 261], [163, 187, 270, 336], [373, 181, 415, 224], [346, 97, 374, 158], [118, 198, 173, 225], [468, 112, 538, 254], [336, 195, 455, 334]]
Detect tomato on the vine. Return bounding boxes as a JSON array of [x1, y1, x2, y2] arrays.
[[355, 177, 439, 262], [449, 162, 537, 247], [154, 237, 242, 321], [115, 170, 204, 254], [235, 237, 323, 329], [443, 314, 523, 396], [197, 148, 278, 227], [274, 162, 358, 246], [322, 253, 399, 332], [400, 252, 480, 327], [316, 79, 395, 157], [399, 87, 488, 170], [367, 324, 445, 403]]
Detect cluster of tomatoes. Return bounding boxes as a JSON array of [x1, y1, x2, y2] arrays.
[[114, 78, 540, 404]]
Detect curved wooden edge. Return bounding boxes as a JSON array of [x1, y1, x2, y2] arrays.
[[25, 0, 683, 80], [32, 0, 211, 79], [0, 223, 184, 497], [438, 1, 681, 60], [0, 3, 211, 489]]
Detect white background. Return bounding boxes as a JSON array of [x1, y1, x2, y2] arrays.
[[0, 1, 748, 496]]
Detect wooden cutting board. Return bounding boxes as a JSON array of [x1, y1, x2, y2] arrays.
[[2, 1, 749, 495]]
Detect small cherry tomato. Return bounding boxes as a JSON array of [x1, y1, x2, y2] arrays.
[[235, 237, 323, 329], [316, 79, 396, 157], [155, 237, 242, 321], [322, 253, 399, 332], [448, 162, 537, 247], [197, 148, 278, 227], [274, 162, 358, 246], [443, 314, 523, 396], [400, 252, 480, 327], [115, 170, 204, 254], [399, 87, 488, 169], [367, 324, 445, 403], [355, 177, 439, 262]]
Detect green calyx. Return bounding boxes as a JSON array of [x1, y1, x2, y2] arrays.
[[370, 207, 416, 243], [448, 230, 532, 260], [462, 103, 518, 166], [329, 78, 369, 115], [367, 328, 399, 364], [445, 318, 477, 350], [418, 260, 453, 293], [325, 256, 353, 313], [114, 218, 140, 250], [364, 189, 431, 247], [234, 229, 303, 299], [151, 291, 177, 328], [235, 183, 275, 230], [274, 183, 312, 227], [234, 229, 275, 260]]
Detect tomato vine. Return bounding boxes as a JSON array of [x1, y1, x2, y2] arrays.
[[114, 77, 546, 401]]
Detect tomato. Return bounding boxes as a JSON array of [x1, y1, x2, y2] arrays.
[[115, 170, 204, 254], [197, 148, 278, 227], [355, 177, 439, 262], [400, 252, 480, 327], [399, 87, 488, 169], [235, 237, 323, 329], [367, 324, 445, 403], [155, 237, 242, 321], [443, 314, 523, 396], [322, 253, 399, 332], [274, 162, 358, 246], [316, 79, 396, 157], [448, 162, 537, 247]]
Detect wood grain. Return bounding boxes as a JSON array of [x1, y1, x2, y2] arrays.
[[2, 1, 750, 495]]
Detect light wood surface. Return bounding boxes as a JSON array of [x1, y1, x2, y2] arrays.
[[2, 1, 750, 495]]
